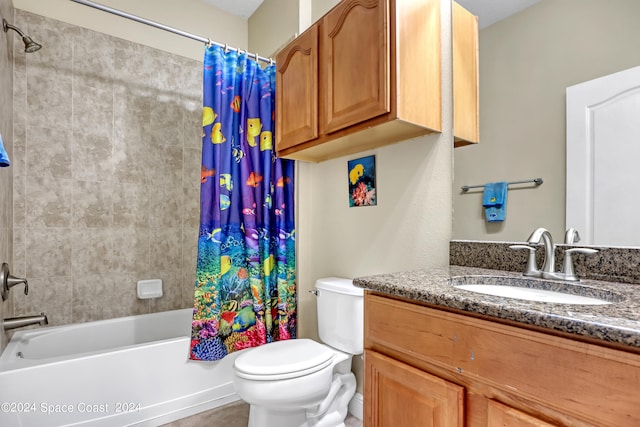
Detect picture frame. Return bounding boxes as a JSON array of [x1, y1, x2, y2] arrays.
[[348, 155, 377, 207]]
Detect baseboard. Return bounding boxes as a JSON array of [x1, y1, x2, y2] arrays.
[[348, 392, 363, 420]]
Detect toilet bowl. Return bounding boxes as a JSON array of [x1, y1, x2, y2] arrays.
[[232, 277, 363, 427]]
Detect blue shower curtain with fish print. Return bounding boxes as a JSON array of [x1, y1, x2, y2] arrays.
[[190, 45, 296, 361]]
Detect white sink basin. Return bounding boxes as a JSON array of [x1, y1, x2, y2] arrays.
[[450, 276, 623, 305], [454, 284, 612, 305]]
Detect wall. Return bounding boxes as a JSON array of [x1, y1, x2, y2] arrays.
[[452, 0, 640, 242], [0, 0, 14, 350], [312, 0, 341, 21], [12, 0, 247, 61], [11, 10, 203, 325], [248, 0, 299, 58]]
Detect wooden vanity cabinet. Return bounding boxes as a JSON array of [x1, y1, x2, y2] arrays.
[[453, 1, 479, 146], [275, 0, 442, 162], [366, 350, 464, 426], [364, 292, 640, 427]]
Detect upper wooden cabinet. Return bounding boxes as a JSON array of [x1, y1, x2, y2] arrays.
[[453, 1, 479, 146], [276, 26, 319, 153], [276, 0, 442, 162], [321, 0, 390, 134]]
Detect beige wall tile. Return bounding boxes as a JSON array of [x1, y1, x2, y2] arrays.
[[71, 273, 115, 322], [149, 99, 185, 147], [12, 11, 205, 325], [112, 182, 149, 228], [0, 0, 16, 352], [111, 227, 150, 274], [26, 73, 72, 129], [72, 27, 114, 80], [148, 185, 183, 229], [72, 180, 113, 228], [183, 103, 204, 150], [26, 227, 72, 278], [0, 169, 11, 228], [149, 270, 185, 312], [25, 176, 72, 227], [11, 124, 25, 178], [13, 276, 73, 326], [148, 145, 184, 188], [72, 132, 114, 181], [12, 227, 25, 277], [72, 81, 114, 139], [110, 272, 149, 318], [26, 126, 73, 179], [149, 226, 182, 273], [70, 227, 112, 276], [12, 175, 25, 228]]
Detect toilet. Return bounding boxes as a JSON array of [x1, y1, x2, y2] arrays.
[[232, 277, 364, 427]]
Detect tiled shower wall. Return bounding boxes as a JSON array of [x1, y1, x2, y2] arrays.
[[0, 0, 14, 350], [12, 10, 204, 326]]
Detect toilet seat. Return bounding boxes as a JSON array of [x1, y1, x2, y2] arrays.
[[234, 339, 335, 381]]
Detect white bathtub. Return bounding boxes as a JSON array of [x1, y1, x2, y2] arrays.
[[0, 308, 241, 427]]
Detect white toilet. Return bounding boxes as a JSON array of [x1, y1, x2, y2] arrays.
[[233, 277, 364, 427]]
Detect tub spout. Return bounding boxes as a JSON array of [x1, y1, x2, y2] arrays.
[[4, 313, 48, 331]]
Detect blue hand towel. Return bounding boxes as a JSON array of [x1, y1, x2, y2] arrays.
[[0, 133, 10, 167], [482, 182, 508, 222]]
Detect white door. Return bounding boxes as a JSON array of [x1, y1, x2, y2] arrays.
[[566, 65, 640, 246]]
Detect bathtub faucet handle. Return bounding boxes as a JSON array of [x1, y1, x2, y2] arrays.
[[1, 263, 28, 301]]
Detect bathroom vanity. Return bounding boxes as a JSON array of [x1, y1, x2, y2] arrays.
[[355, 266, 640, 426]]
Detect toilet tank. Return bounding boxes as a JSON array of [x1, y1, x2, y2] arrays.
[[315, 277, 364, 355]]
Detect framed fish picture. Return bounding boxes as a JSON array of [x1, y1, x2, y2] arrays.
[[348, 155, 377, 207]]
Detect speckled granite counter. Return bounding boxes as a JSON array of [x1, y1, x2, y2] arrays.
[[354, 266, 640, 349]]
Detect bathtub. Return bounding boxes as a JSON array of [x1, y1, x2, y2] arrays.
[[0, 308, 242, 427]]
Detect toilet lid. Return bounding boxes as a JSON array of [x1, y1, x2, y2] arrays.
[[234, 339, 335, 380]]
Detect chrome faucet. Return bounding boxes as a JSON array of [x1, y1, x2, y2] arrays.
[[4, 313, 48, 331], [527, 227, 556, 277], [511, 228, 599, 282]]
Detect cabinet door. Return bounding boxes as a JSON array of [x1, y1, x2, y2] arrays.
[[321, 0, 390, 134], [365, 350, 464, 427], [276, 26, 318, 152], [487, 400, 557, 427], [453, 1, 479, 145]]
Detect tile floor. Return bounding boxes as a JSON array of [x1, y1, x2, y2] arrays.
[[162, 401, 363, 427]]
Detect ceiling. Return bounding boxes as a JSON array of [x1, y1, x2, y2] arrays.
[[457, 0, 541, 29], [201, 0, 264, 19]]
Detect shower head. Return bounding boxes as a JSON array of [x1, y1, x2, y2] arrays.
[[3, 18, 42, 53]]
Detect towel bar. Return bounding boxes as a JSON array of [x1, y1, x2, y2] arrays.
[[461, 178, 543, 192]]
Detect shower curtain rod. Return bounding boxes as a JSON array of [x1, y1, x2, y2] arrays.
[[69, 0, 274, 64]]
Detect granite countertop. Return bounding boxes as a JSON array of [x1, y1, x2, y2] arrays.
[[354, 266, 640, 349]]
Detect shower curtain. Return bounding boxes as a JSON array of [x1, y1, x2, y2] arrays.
[[190, 45, 296, 361]]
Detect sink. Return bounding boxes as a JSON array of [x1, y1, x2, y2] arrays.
[[450, 276, 623, 305]]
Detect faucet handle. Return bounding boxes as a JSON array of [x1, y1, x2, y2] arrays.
[[564, 228, 581, 244], [0, 263, 28, 301], [562, 248, 599, 281], [509, 245, 541, 277]]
